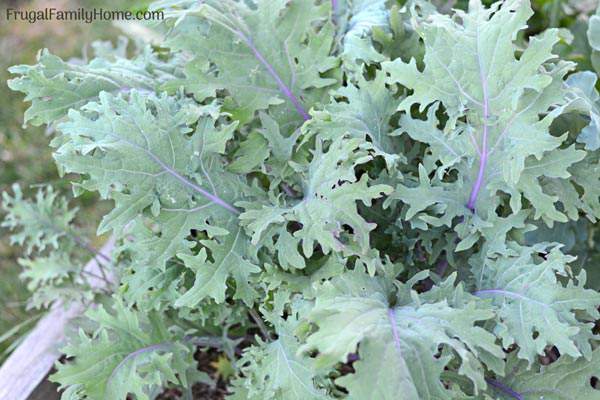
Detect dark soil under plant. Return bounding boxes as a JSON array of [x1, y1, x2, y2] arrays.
[[156, 348, 228, 400]]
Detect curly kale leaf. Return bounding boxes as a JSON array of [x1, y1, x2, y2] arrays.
[[384, 0, 581, 224], [239, 137, 392, 265], [1, 184, 77, 254], [7, 39, 176, 127], [54, 91, 262, 308], [472, 244, 600, 364], [160, 0, 338, 126], [302, 268, 504, 399], [51, 299, 194, 400], [228, 316, 330, 400]]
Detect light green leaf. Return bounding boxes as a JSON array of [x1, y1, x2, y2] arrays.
[[229, 317, 329, 400], [308, 71, 402, 168], [588, 14, 600, 51], [1, 184, 77, 255], [473, 245, 600, 364], [228, 132, 270, 174], [51, 299, 194, 400], [175, 223, 261, 307], [55, 91, 243, 269], [383, 0, 576, 222], [239, 138, 392, 261], [497, 349, 600, 400], [570, 152, 600, 219], [7, 43, 168, 126], [161, 0, 338, 126], [121, 261, 186, 312], [396, 103, 468, 172], [303, 269, 504, 399], [566, 71, 600, 151], [19, 254, 79, 290], [336, 0, 388, 68]]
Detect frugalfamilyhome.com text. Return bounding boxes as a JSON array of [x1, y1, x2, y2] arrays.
[[5, 7, 164, 24]]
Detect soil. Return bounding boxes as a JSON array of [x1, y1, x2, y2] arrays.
[[192, 348, 228, 400], [156, 348, 228, 400]]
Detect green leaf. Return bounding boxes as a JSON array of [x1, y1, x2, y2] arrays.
[[588, 15, 600, 51], [229, 317, 330, 400], [336, 0, 388, 69], [303, 269, 504, 399], [473, 245, 600, 364], [161, 0, 338, 126], [17, 253, 87, 310], [396, 103, 468, 172], [383, 0, 576, 222], [1, 184, 77, 255], [239, 137, 392, 261], [176, 223, 260, 307], [566, 71, 600, 151], [7, 43, 167, 126], [307, 71, 402, 168], [495, 349, 600, 400], [51, 299, 194, 400], [228, 132, 270, 174], [120, 261, 186, 312], [570, 152, 600, 220], [55, 91, 243, 269]]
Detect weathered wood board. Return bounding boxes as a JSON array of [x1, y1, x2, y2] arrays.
[[0, 238, 114, 400]]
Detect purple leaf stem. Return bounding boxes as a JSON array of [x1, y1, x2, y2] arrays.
[[107, 342, 174, 385], [473, 288, 549, 308], [234, 30, 310, 121], [141, 140, 241, 215], [467, 28, 490, 212], [467, 123, 487, 211], [387, 308, 402, 356], [103, 130, 240, 215], [486, 378, 524, 400]]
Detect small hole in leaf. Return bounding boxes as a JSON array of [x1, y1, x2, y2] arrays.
[[591, 376, 599, 389], [494, 203, 503, 216], [532, 331, 539, 339], [287, 221, 303, 234], [342, 224, 354, 234]]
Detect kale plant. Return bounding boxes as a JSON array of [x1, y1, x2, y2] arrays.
[[5, 0, 600, 399]]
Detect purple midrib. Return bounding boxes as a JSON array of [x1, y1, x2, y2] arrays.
[[387, 308, 403, 356], [467, 94, 489, 211], [467, 26, 490, 212], [100, 128, 240, 215], [234, 29, 310, 121], [107, 342, 174, 387], [473, 288, 549, 309], [486, 378, 524, 400], [332, 0, 339, 16]]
